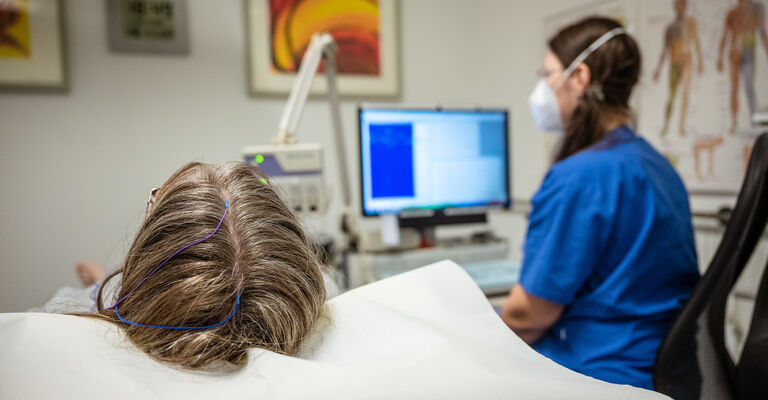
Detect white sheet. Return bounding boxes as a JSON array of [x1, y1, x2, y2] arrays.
[[0, 260, 667, 399]]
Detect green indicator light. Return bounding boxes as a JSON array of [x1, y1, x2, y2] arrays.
[[260, 178, 267, 184], [255, 154, 264, 163]]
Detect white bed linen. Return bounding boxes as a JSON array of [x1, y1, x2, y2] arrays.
[[0, 260, 667, 399]]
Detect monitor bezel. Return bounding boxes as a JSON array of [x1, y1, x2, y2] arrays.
[[357, 106, 512, 218]]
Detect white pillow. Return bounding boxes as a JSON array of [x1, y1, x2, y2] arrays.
[[0, 260, 667, 399]]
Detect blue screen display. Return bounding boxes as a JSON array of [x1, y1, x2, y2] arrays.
[[369, 124, 415, 198], [359, 109, 510, 216]]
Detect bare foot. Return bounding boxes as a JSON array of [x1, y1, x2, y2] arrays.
[[76, 262, 106, 287]]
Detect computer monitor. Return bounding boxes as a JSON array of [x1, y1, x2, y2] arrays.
[[358, 107, 511, 227]]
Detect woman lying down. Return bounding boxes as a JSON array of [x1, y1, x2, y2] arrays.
[[57, 161, 329, 368], [8, 161, 669, 399]]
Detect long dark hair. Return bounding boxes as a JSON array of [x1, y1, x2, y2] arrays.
[[549, 17, 641, 162]]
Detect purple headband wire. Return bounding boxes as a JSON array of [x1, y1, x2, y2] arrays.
[[108, 200, 229, 310]]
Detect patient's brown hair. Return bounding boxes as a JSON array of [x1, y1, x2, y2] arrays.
[[88, 162, 327, 369]]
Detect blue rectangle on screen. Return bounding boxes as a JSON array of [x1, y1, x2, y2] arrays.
[[369, 124, 415, 198]]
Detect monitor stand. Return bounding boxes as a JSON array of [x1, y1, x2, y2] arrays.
[[398, 212, 487, 249]]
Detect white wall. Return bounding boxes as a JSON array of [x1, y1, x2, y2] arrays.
[[0, 0, 548, 312], [0, 0, 763, 313]]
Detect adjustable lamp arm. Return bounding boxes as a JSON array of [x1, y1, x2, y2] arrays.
[[276, 33, 334, 145], [275, 32, 355, 236]]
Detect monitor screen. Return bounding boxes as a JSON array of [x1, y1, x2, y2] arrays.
[[359, 108, 510, 216]]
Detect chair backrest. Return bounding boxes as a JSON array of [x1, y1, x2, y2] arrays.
[[654, 133, 768, 400]]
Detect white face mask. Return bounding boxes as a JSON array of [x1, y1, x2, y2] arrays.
[[528, 27, 627, 135], [529, 78, 564, 134]]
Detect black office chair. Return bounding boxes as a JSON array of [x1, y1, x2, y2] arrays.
[[653, 133, 768, 400]]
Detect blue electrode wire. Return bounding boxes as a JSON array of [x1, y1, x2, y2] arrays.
[[110, 200, 241, 330], [114, 291, 241, 330]]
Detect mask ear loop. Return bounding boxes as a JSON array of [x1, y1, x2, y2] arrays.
[[109, 200, 241, 330], [552, 27, 627, 92]]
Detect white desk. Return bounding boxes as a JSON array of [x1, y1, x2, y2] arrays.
[[345, 240, 520, 297]]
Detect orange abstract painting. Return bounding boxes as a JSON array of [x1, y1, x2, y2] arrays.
[[269, 0, 380, 75], [0, 0, 30, 59]]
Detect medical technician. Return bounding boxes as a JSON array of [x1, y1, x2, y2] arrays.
[[501, 17, 700, 389]]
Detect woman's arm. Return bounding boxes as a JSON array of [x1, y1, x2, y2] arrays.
[[501, 283, 564, 344]]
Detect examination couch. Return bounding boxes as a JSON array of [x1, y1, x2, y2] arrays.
[[0, 261, 666, 399]]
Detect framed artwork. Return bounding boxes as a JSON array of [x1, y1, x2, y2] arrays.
[[106, 0, 189, 54], [0, 0, 67, 91], [245, 0, 400, 97]]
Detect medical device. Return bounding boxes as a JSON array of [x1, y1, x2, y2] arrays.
[[358, 107, 511, 235], [243, 143, 326, 213], [243, 33, 353, 227]]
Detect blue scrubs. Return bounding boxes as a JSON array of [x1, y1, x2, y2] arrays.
[[519, 125, 699, 389]]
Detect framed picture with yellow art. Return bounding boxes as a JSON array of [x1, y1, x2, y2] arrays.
[[245, 0, 399, 96], [0, 0, 67, 91]]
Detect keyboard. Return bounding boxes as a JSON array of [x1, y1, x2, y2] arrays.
[[460, 259, 520, 295]]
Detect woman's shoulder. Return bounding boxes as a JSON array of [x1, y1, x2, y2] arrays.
[[553, 127, 648, 176], [549, 144, 629, 182], [537, 152, 624, 205], [546, 133, 685, 200]]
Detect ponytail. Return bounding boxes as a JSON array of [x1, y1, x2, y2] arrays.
[[549, 17, 641, 162]]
